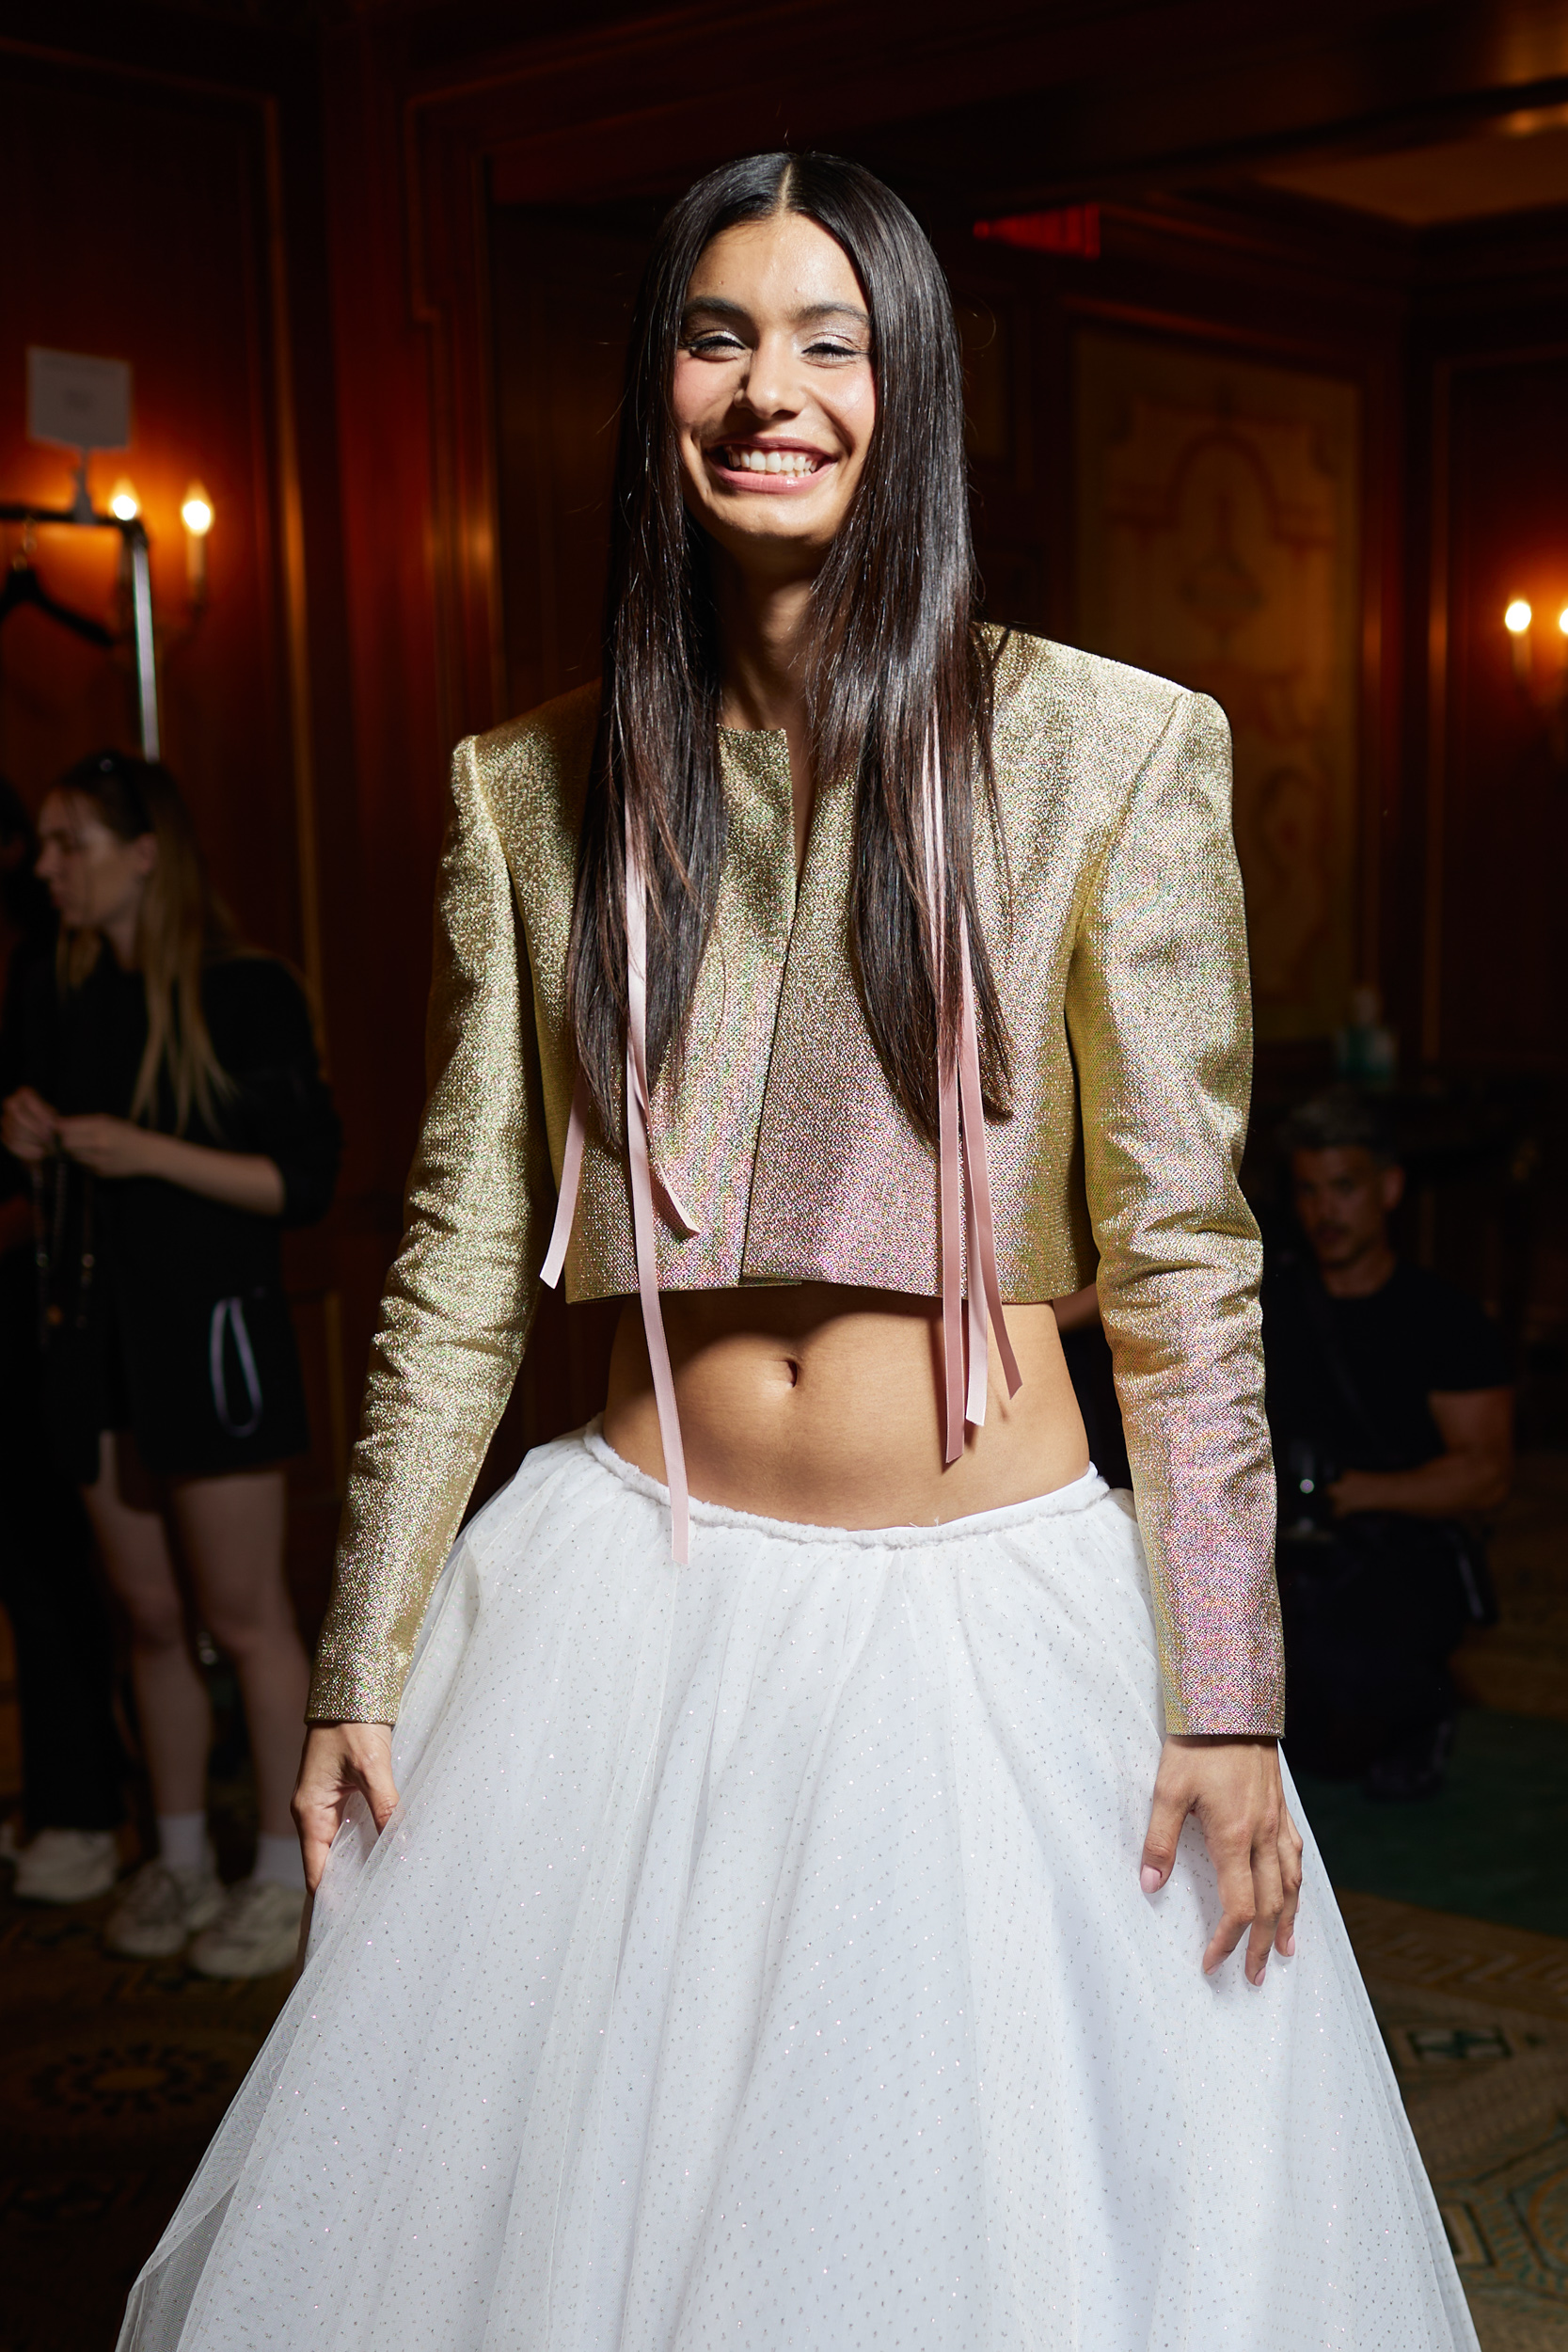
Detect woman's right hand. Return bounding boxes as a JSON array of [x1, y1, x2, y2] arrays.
[[293, 1722, 399, 1894], [2, 1086, 59, 1164]]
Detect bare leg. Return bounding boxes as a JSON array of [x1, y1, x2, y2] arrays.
[[171, 1470, 309, 1841], [84, 1432, 211, 1818]]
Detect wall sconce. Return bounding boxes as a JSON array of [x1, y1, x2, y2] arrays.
[[108, 478, 140, 522], [181, 482, 212, 609], [1504, 595, 1568, 767]]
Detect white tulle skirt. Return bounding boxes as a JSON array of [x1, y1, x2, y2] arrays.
[[119, 1424, 1476, 2352]]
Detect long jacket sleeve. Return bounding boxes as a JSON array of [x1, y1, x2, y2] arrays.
[[309, 740, 554, 1722], [1066, 691, 1281, 1733]]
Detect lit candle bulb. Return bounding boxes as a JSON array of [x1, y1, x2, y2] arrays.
[[182, 482, 213, 605], [108, 479, 140, 522], [1505, 597, 1532, 680]]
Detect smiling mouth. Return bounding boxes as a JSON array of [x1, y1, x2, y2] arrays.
[[708, 442, 828, 478]]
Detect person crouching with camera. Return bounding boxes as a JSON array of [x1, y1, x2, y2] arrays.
[[1264, 1089, 1513, 1800]]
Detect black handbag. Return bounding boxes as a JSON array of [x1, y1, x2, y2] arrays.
[[31, 1155, 110, 1484]]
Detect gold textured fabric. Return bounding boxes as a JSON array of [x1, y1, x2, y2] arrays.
[[309, 631, 1282, 1735]]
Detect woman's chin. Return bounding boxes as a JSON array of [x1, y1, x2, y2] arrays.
[[702, 501, 847, 573]]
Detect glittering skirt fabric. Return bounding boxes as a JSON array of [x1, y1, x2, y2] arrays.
[[119, 1425, 1476, 2352]]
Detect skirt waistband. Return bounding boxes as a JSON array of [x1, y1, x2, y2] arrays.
[[580, 1421, 1112, 1551]]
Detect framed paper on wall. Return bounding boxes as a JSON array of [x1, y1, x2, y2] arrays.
[[1073, 329, 1361, 1042]]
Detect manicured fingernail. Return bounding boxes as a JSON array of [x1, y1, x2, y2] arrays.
[[1140, 1865, 1162, 1893], [1249, 1967, 1265, 1988], [1284, 1932, 1296, 1957]]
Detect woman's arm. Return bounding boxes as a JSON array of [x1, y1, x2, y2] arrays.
[[306, 736, 554, 1728], [1066, 689, 1280, 1736], [1066, 689, 1297, 1978], [52, 1113, 285, 1215], [211, 960, 341, 1228]]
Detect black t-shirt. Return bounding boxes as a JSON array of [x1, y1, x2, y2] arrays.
[[1263, 1260, 1511, 1475]]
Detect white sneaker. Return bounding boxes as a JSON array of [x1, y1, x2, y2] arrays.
[[9, 1827, 120, 1904], [189, 1879, 305, 1979], [104, 1858, 224, 1957]]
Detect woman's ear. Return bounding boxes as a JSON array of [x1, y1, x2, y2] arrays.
[[131, 832, 159, 880]]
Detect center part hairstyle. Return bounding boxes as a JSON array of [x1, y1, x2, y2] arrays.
[[55, 749, 240, 1135], [565, 149, 1011, 1146]]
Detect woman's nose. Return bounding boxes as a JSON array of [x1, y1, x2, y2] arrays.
[[739, 336, 802, 420]]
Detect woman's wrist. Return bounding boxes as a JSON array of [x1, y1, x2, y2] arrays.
[[1166, 1732, 1279, 1748], [135, 1128, 181, 1182], [141, 1129, 286, 1215]]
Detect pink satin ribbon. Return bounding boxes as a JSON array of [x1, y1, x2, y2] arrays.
[[541, 816, 694, 1559], [541, 746, 1019, 1554], [922, 742, 1021, 1462]]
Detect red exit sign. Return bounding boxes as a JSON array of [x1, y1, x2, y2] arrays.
[[973, 204, 1101, 257]]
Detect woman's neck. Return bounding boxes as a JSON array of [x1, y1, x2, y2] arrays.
[[713, 557, 817, 872], [101, 911, 141, 971], [713, 557, 814, 738]]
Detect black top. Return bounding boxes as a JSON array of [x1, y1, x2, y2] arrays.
[[1263, 1258, 1511, 1476], [10, 946, 341, 1481], [0, 898, 58, 1202], [28, 949, 340, 1226]]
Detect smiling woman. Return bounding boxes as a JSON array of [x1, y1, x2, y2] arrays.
[[119, 153, 1477, 2352], [680, 240, 873, 502], [565, 154, 1007, 1153]]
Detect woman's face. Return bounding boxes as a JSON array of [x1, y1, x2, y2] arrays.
[[35, 790, 154, 936], [673, 210, 876, 580]]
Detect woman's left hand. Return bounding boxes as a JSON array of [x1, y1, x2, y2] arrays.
[[55, 1113, 162, 1180], [1139, 1735, 1303, 1984]]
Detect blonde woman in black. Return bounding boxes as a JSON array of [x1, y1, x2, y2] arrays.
[[1, 751, 339, 1976]]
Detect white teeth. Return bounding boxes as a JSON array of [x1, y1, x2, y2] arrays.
[[719, 446, 818, 474]]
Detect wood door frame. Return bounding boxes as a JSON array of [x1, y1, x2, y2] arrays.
[[1420, 333, 1568, 1068]]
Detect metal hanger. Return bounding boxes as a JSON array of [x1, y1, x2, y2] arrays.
[[0, 527, 114, 648]]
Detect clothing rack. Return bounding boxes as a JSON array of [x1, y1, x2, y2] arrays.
[[0, 497, 159, 759]]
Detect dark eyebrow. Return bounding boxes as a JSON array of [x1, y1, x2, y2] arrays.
[[793, 300, 870, 328], [680, 294, 871, 331]]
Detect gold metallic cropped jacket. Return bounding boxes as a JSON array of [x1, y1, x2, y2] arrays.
[[309, 631, 1283, 1735]]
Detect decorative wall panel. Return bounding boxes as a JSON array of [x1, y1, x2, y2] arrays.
[[1074, 329, 1361, 1042]]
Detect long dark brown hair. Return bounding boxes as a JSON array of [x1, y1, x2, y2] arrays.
[[565, 150, 1010, 1144], [55, 750, 240, 1134]]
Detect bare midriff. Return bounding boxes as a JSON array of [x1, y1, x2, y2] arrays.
[[602, 1287, 1092, 1529]]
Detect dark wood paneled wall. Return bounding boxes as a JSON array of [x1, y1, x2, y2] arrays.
[[0, 18, 356, 1618], [1427, 347, 1568, 1074], [0, 56, 298, 957]]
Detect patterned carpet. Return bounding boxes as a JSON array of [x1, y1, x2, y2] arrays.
[[1345, 1893, 1568, 2349], [0, 1878, 1566, 2349], [0, 1882, 291, 2352]]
